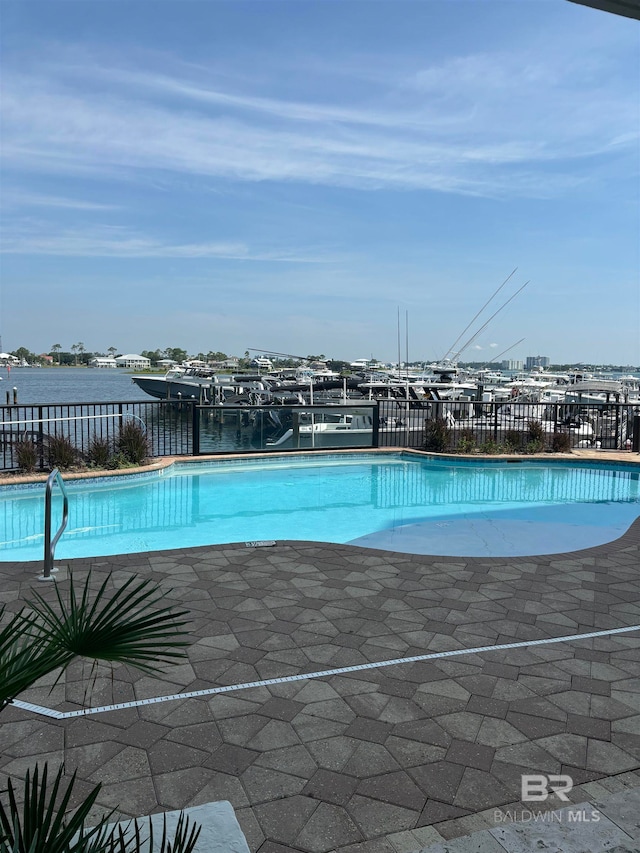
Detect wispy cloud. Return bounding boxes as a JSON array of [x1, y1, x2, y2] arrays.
[[0, 223, 333, 261], [3, 190, 120, 211], [0, 80, 593, 199], [3, 27, 637, 200]]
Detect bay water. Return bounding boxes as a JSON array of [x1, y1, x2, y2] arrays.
[[1, 367, 150, 406]]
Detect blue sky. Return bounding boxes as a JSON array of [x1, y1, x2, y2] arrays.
[[1, 0, 639, 365]]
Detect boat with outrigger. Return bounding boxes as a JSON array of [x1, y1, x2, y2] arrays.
[[131, 364, 364, 406], [131, 366, 305, 406], [129, 263, 640, 451]]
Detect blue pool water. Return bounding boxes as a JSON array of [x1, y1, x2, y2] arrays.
[[1, 453, 639, 561]]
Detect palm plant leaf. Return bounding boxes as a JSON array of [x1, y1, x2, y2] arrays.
[[152, 811, 201, 853], [101, 812, 202, 853], [0, 608, 73, 712], [0, 763, 203, 853], [0, 763, 117, 853], [26, 573, 191, 675], [0, 574, 199, 853]]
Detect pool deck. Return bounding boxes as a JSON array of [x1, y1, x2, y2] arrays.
[[1, 449, 640, 852], [1, 526, 640, 849]]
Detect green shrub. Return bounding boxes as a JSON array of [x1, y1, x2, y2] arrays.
[[527, 420, 545, 442], [525, 439, 545, 454], [107, 450, 134, 469], [456, 428, 477, 454], [503, 429, 524, 453], [424, 418, 451, 452], [117, 419, 149, 466], [551, 431, 572, 453], [47, 434, 78, 470], [87, 435, 112, 468], [478, 439, 501, 454], [525, 420, 546, 454], [14, 437, 38, 473]]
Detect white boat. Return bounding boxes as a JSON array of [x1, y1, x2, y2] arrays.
[[266, 409, 375, 448]]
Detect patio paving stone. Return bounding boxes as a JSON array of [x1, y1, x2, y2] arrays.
[[446, 740, 496, 772], [474, 718, 527, 749], [507, 711, 567, 738], [356, 770, 426, 811], [295, 802, 364, 852], [303, 768, 359, 806], [2, 506, 640, 852], [205, 743, 260, 775], [566, 713, 611, 740], [408, 761, 465, 801], [452, 767, 513, 811], [348, 795, 420, 836], [241, 764, 308, 801]]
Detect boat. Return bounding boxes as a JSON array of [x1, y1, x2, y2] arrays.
[[265, 409, 376, 449], [131, 367, 279, 405]]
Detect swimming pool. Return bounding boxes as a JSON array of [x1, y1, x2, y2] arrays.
[[2, 452, 639, 561]]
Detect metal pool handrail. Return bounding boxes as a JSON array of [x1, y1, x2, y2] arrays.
[[41, 468, 69, 581]]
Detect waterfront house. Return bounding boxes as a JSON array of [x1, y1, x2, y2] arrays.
[[114, 354, 151, 369], [89, 357, 117, 368]]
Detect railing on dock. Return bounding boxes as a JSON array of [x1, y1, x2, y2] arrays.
[[0, 399, 638, 472]]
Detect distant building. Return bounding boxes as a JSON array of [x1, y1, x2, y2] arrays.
[[502, 359, 524, 371], [89, 357, 117, 368], [114, 354, 151, 369], [157, 358, 178, 369], [525, 355, 550, 369]]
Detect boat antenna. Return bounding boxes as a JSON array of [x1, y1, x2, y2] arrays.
[[248, 348, 310, 361], [486, 337, 526, 366], [441, 268, 518, 362], [406, 309, 409, 380], [397, 307, 402, 380], [451, 280, 530, 362]]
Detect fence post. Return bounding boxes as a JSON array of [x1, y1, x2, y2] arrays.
[[633, 415, 640, 453], [37, 405, 45, 470], [373, 402, 380, 448], [192, 402, 200, 455]]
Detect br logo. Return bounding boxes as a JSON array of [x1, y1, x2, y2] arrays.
[[521, 774, 574, 802]]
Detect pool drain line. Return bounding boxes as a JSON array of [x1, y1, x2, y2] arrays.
[[12, 623, 640, 720]]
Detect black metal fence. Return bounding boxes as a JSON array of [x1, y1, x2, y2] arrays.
[[0, 401, 194, 472], [1, 399, 638, 472], [376, 399, 639, 454]]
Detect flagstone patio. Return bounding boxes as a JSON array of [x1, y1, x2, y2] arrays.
[[1, 517, 640, 852]]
